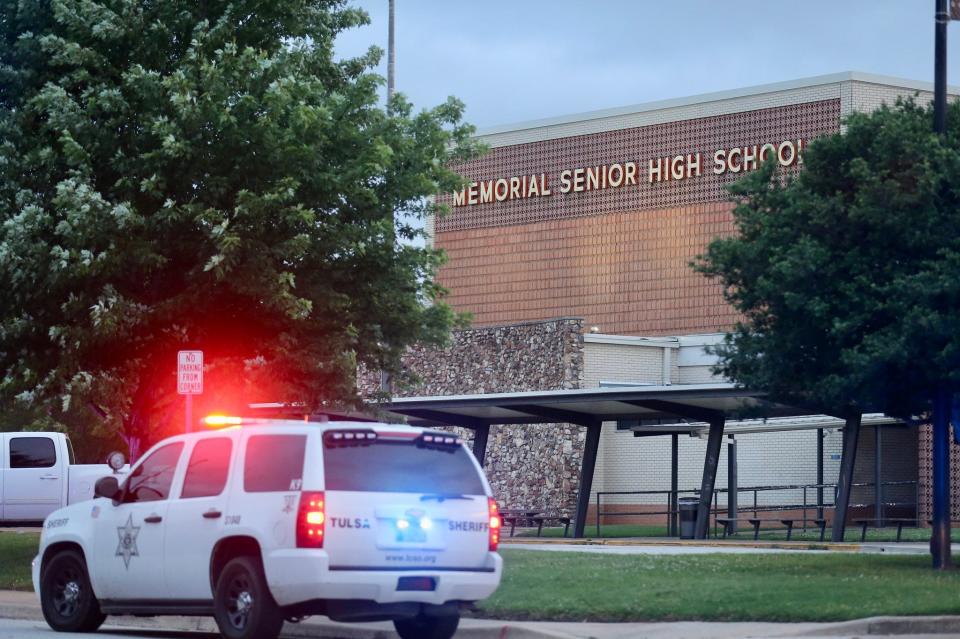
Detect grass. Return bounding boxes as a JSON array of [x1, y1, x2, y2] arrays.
[[0, 532, 38, 591], [519, 523, 935, 543], [479, 548, 960, 622], [6, 530, 956, 622]]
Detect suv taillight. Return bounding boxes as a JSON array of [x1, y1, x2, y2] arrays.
[[488, 498, 501, 551], [297, 491, 325, 548]]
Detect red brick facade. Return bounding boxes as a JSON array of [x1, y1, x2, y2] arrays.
[[435, 99, 841, 335]]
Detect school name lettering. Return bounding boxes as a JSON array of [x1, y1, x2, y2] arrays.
[[452, 138, 805, 207]]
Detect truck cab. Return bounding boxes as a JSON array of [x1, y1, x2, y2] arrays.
[[1, 432, 125, 522]]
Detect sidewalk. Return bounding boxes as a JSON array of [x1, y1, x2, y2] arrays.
[[501, 536, 960, 556], [2, 590, 960, 638]]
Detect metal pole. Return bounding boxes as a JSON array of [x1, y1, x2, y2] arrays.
[[931, 386, 952, 569], [185, 394, 192, 434], [573, 421, 602, 538], [935, 0, 948, 135], [671, 433, 679, 536], [695, 418, 725, 539], [817, 428, 824, 521], [875, 425, 883, 527], [727, 435, 737, 533], [387, 0, 396, 100], [832, 413, 862, 542], [930, 0, 952, 570]]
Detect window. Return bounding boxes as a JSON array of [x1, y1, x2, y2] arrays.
[[324, 442, 485, 495], [244, 435, 306, 492], [122, 443, 183, 503], [10, 437, 56, 468], [181, 438, 232, 499]]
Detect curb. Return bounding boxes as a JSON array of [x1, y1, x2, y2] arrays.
[[0, 601, 570, 639], [801, 615, 960, 636]]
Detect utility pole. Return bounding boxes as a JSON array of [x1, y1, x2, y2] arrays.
[[931, 0, 952, 570], [387, 0, 396, 100]]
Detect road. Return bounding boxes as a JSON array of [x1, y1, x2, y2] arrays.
[[0, 619, 224, 639]]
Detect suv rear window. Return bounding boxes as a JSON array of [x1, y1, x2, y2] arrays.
[[244, 435, 306, 492], [323, 441, 485, 494]]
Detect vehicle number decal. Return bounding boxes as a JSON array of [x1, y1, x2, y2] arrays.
[[289, 478, 302, 490], [46, 518, 69, 529], [115, 514, 140, 570]]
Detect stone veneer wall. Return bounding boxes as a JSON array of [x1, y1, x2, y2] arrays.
[[364, 318, 586, 513]]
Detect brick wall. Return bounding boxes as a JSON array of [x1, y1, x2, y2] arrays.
[[437, 202, 741, 336]]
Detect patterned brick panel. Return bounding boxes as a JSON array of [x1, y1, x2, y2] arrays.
[[438, 99, 840, 232], [918, 424, 960, 523], [436, 202, 739, 335]]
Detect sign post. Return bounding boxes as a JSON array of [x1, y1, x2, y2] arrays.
[[177, 351, 203, 433]]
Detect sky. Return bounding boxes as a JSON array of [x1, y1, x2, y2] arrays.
[[334, 1, 960, 131]]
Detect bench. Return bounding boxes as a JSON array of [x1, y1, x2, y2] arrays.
[[716, 517, 827, 541], [500, 510, 539, 537], [853, 518, 917, 542], [532, 514, 572, 538]]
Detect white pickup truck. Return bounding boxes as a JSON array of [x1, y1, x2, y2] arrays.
[[1, 432, 125, 522]]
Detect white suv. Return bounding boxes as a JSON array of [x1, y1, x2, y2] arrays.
[[33, 419, 503, 639]]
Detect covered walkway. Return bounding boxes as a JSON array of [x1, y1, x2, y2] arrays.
[[378, 383, 869, 541]]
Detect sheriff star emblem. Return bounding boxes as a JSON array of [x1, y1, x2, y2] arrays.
[[116, 514, 140, 569]]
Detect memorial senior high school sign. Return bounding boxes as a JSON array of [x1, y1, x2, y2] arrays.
[[452, 138, 806, 207]]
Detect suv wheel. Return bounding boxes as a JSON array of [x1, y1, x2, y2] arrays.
[[40, 550, 106, 632], [393, 613, 460, 639], [213, 556, 284, 639]]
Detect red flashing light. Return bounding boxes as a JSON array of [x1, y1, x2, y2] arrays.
[[297, 491, 325, 548], [488, 498, 501, 551]]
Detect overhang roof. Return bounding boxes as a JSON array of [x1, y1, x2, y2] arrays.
[[376, 383, 836, 433]]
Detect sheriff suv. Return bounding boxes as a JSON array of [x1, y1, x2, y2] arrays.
[[33, 418, 503, 639]]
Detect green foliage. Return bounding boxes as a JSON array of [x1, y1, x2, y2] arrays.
[[694, 100, 960, 417], [0, 0, 482, 452]]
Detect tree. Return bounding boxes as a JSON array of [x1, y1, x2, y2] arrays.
[[0, 0, 481, 458], [694, 99, 960, 419]]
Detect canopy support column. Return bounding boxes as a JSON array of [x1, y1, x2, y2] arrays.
[[817, 428, 825, 521], [832, 412, 862, 542], [727, 435, 737, 533], [472, 423, 490, 467], [695, 417, 725, 539], [573, 420, 602, 538], [670, 433, 679, 536]]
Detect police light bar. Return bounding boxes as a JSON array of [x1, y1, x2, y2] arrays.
[[323, 429, 377, 447], [416, 431, 462, 451], [203, 415, 244, 427]]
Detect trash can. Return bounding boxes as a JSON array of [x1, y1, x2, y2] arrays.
[[678, 497, 699, 539]]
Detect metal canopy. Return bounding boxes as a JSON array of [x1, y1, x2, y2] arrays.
[[375, 383, 874, 541], [377, 383, 811, 431]]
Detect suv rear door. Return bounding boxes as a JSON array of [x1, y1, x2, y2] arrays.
[[322, 429, 492, 571]]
